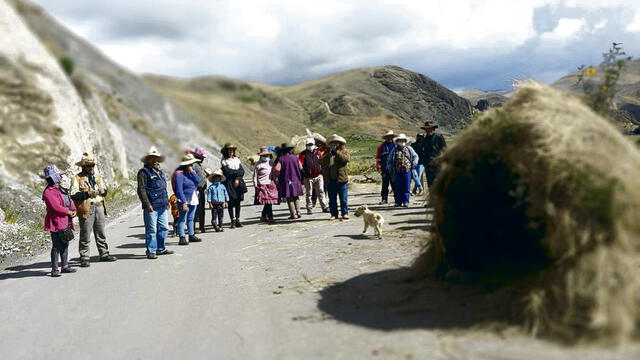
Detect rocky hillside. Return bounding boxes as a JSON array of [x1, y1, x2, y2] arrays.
[[459, 89, 509, 109], [0, 0, 219, 259], [145, 66, 473, 155]]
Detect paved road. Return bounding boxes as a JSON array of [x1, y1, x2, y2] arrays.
[[1, 184, 638, 359]]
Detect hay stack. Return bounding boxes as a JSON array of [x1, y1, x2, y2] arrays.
[[416, 82, 640, 342]]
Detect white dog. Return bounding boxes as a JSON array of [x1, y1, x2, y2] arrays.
[[354, 205, 384, 239]]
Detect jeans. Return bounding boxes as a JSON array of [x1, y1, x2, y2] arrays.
[[210, 203, 224, 228], [327, 181, 348, 216], [177, 203, 197, 237], [143, 206, 169, 255], [50, 231, 69, 272], [412, 164, 425, 192], [380, 172, 394, 202], [393, 170, 412, 205]]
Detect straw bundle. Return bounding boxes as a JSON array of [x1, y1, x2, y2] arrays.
[[415, 82, 640, 342]]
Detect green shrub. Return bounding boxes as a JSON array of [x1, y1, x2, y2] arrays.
[[59, 56, 75, 76]]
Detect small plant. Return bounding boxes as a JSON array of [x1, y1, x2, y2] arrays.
[[59, 56, 75, 76], [576, 42, 632, 117], [2, 206, 20, 224]]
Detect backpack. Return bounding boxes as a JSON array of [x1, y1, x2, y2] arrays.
[[302, 150, 322, 178], [168, 194, 179, 219]]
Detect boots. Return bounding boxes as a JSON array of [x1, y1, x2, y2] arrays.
[[179, 236, 189, 245], [235, 218, 243, 228], [230, 221, 235, 229], [189, 234, 202, 243]]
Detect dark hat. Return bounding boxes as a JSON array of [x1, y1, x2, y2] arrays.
[[421, 121, 439, 130]]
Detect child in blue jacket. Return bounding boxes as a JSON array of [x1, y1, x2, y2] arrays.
[[207, 170, 229, 232]]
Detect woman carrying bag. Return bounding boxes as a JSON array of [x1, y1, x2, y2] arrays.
[[42, 165, 77, 277]]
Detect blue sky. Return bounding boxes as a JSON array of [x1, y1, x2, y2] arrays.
[[32, 0, 640, 91]]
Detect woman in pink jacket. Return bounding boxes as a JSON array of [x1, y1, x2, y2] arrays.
[[42, 165, 77, 277]]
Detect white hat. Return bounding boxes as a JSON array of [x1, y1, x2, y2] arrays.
[[327, 134, 347, 145], [394, 133, 409, 142], [209, 169, 226, 182], [141, 146, 165, 163], [305, 137, 315, 145], [382, 130, 395, 139], [180, 153, 199, 166]]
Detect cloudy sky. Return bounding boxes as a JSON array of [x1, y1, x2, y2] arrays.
[[32, 0, 640, 91]]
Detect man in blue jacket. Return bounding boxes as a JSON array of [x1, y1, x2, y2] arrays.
[[375, 130, 396, 205], [137, 147, 174, 259]]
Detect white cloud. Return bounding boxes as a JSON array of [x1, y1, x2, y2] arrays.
[[627, 11, 640, 32]]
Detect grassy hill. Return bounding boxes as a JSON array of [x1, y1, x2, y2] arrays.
[[144, 66, 473, 158]]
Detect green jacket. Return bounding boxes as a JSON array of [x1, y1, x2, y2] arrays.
[[321, 149, 350, 183]]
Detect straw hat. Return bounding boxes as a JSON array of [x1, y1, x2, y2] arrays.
[[180, 153, 199, 166], [382, 130, 396, 139], [222, 143, 237, 150], [258, 148, 273, 157], [141, 147, 165, 163], [75, 152, 96, 166], [327, 134, 347, 145], [208, 169, 226, 182], [421, 121, 439, 130], [394, 133, 409, 142]]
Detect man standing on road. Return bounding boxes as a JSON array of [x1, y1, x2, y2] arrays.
[[321, 134, 350, 220], [299, 137, 329, 214], [411, 133, 425, 195], [375, 130, 396, 205], [387, 134, 419, 207], [189, 148, 209, 234], [137, 147, 174, 260], [418, 121, 447, 188], [70, 153, 117, 267]]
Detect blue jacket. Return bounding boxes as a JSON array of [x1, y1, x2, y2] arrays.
[[207, 182, 229, 203], [174, 170, 201, 204]]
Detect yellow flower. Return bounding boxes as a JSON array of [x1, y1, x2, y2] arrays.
[[599, 85, 607, 93], [586, 67, 597, 76]]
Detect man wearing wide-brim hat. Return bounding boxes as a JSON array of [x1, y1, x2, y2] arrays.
[[320, 134, 351, 220], [375, 130, 397, 205], [299, 137, 329, 214], [70, 152, 117, 266], [137, 147, 174, 259], [416, 120, 447, 188]]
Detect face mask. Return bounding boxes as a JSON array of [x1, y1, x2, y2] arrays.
[[260, 157, 270, 162], [306, 145, 315, 151], [59, 174, 72, 190]]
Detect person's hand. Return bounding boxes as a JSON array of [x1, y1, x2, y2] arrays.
[[182, 203, 188, 212], [146, 205, 153, 213], [98, 188, 104, 195], [223, 202, 228, 208], [68, 210, 76, 217], [233, 179, 240, 187], [88, 190, 98, 198], [208, 201, 213, 209]]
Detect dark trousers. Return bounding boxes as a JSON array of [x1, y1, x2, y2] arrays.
[[380, 172, 394, 201], [196, 189, 206, 231], [50, 231, 69, 272], [210, 203, 224, 228], [261, 204, 273, 218], [327, 181, 348, 217], [228, 199, 241, 220], [393, 170, 412, 205], [425, 165, 442, 187]]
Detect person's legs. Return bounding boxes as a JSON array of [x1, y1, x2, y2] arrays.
[[261, 205, 268, 219], [416, 164, 425, 191], [393, 173, 403, 205], [303, 178, 313, 211], [286, 198, 296, 217], [338, 182, 348, 216], [78, 211, 94, 261], [186, 204, 197, 236], [50, 232, 60, 272], [381, 172, 390, 202], [60, 241, 69, 269], [327, 181, 338, 217], [197, 190, 206, 232], [401, 170, 412, 205], [293, 197, 301, 217], [177, 203, 188, 237], [314, 176, 328, 210], [143, 208, 158, 255], [93, 205, 110, 257], [156, 207, 169, 252], [266, 204, 273, 219], [216, 204, 224, 228]]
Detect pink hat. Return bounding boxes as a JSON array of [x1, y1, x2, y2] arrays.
[[190, 147, 207, 159]]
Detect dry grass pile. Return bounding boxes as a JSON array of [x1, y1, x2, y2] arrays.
[[415, 82, 640, 342]]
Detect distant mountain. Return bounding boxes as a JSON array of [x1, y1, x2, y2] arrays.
[[458, 89, 509, 109]]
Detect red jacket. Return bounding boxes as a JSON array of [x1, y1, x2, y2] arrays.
[[43, 186, 76, 232]]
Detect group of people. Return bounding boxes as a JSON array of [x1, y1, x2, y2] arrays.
[[375, 121, 447, 207], [41, 122, 446, 276]]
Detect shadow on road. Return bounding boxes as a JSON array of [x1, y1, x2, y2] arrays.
[[317, 267, 516, 331], [333, 234, 380, 241]]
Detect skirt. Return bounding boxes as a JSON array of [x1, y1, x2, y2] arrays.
[[256, 182, 280, 205]]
